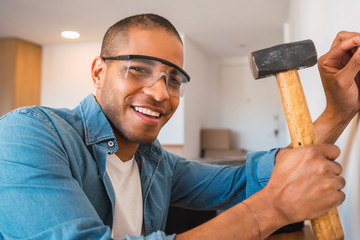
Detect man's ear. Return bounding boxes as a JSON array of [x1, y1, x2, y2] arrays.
[[91, 56, 106, 89]]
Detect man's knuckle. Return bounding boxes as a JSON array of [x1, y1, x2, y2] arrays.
[[316, 163, 330, 175], [305, 146, 318, 158], [323, 178, 334, 190]]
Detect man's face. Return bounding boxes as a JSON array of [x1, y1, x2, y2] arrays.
[[94, 28, 184, 144]]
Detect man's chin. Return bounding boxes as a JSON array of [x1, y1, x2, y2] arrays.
[[127, 133, 158, 145], [111, 121, 160, 145]]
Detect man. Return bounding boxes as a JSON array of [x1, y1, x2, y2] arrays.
[[0, 14, 359, 239]]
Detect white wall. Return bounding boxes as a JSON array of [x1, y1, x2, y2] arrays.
[[181, 38, 287, 156], [216, 57, 285, 151], [41, 41, 100, 108], [288, 0, 360, 238], [182, 36, 219, 158], [157, 98, 184, 144]]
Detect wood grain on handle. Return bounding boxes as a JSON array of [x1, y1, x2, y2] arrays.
[[275, 69, 344, 240]]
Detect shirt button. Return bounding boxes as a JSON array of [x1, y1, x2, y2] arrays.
[[108, 141, 114, 147]]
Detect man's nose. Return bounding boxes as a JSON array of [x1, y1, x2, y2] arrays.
[[142, 74, 170, 102]]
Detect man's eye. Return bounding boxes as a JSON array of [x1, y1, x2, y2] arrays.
[[168, 77, 182, 88], [129, 66, 152, 75]]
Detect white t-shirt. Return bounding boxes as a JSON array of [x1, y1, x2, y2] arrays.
[[106, 154, 143, 239]]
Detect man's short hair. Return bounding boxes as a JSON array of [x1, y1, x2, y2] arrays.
[[100, 13, 182, 57]]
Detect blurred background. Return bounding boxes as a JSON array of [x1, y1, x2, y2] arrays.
[[0, 0, 359, 238]]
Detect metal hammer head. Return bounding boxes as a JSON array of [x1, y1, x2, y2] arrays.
[[249, 39, 317, 79]]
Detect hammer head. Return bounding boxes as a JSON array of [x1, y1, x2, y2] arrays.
[[249, 39, 317, 79]]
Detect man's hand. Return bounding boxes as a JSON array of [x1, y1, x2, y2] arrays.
[[318, 31, 360, 120], [309, 31, 360, 145], [265, 145, 345, 224]]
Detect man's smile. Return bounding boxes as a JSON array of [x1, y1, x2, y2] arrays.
[[134, 106, 161, 118]]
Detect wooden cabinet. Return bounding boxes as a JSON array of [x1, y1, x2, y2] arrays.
[[0, 38, 41, 116]]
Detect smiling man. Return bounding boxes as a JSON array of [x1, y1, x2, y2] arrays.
[[93, 26, 185, 160], [0, 14, 360, 240]]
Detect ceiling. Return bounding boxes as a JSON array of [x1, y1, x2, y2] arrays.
[[0, 0, 289, 58]]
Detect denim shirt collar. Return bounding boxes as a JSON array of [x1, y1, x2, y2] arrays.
[[136, 140, 163, 163], [77, 94, 116, 147]]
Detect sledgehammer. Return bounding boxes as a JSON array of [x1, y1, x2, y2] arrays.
[[249, 40, 344, 240]]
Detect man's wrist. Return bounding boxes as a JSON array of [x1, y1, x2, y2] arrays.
[[314, 107, 355, 144], [243, 188, 290, 239], [323, 105, 355, 126]]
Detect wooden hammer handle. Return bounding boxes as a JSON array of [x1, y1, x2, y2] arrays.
[[275, 69, 344, 240]]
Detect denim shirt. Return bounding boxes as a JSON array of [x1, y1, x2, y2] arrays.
[[0, 94, 277, 240]]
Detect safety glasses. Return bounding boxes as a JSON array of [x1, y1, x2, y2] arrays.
[[102, 55, 190, 97]]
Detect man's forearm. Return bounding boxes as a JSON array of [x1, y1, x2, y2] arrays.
[[313, 109, 355, 145], [175, 189, 287, 240]]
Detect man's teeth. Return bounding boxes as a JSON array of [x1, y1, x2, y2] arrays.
[[134, 107, 161, 117]]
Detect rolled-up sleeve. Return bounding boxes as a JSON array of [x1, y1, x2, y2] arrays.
[[168, 148, 279, 210], [245, 148, 279, 198]]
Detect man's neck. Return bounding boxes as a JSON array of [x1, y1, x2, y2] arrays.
[[113, 131, 139, 162], [115, 148, 137, 162]]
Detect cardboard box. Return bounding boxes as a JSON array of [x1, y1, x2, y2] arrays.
[[201, 128, 231, 150]]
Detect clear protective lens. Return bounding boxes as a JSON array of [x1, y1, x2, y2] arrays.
[[118, 58, 189, 97]]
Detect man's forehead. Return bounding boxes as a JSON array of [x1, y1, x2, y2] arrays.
[[114, 28, 184, 67]]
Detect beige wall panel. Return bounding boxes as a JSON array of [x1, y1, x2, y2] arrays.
[[0, 39, 16, 116], [0, 38, 41, 116], [13, 39, 41, 108]]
